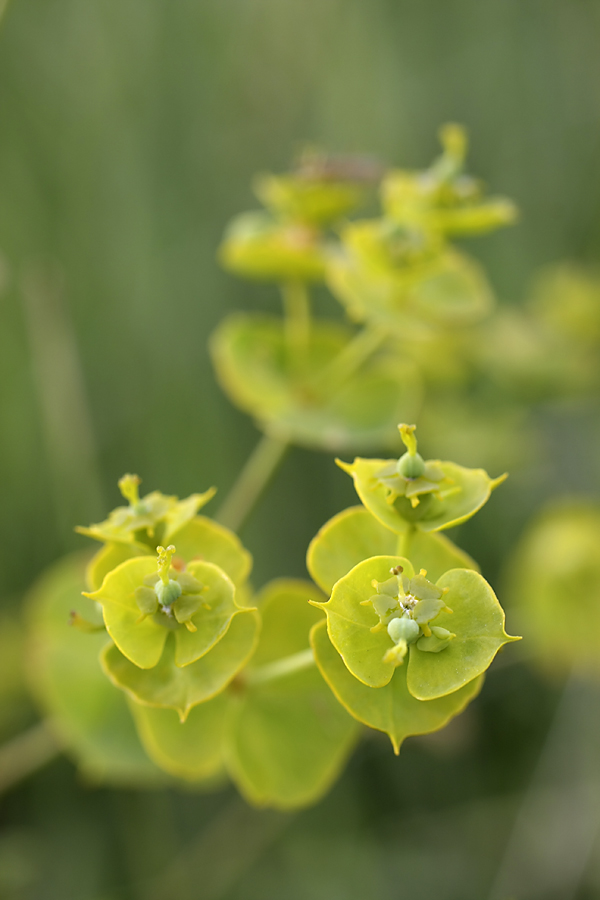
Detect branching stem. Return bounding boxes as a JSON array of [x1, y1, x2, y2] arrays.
[[243, 649, 316, 686], [215, 434, 289, 533], [282, 281, 311, 376], [316, 324, 388, 392]]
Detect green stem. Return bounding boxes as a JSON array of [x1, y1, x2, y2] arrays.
[[244, 649, 315, 686], [397, 525, 416, 560], [215, 434, 289, 533], [0, 722, 60, 795], [315, 324, 388, 392], [282, 281, 311, 376]]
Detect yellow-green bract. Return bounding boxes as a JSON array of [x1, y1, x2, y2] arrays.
[[338, 456, 505, 534], [76, 474, 216, 549], [129, 580, 360, 809], [307, 505, 478, 595], [311, 555, 519, 698], [506, 504, 600, 678], [25, 553, 166, 786], [210, 314, 421, 452], [311, 620, 483, 754]]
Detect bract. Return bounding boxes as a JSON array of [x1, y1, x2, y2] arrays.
[[219, 211, 327, 282], [77, 474, 215, 548], [225, 580, 359, 809], [210, 313, 421, 452], [254, 172, 364, 227], [307, 505, 477, 594], [129, 695, 228, 783], [329, 242, 493, 331], [313, 556, 415, 688], [315, 557, 518, 696], [406, 569, 519, 700], [311, 620, 483, 753], [86, 558, 244, 669], [85, 514, 252, 593], [506, 505, 600, 677], [102, 609, 259, 720], [338, 456, 505, 534], [26, 553, 164, 785]]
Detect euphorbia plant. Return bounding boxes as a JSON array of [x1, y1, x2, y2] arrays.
[[21, 125, 525, 809]]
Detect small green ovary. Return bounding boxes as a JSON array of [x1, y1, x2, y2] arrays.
[[134, 545, 207, 634], [361, 564, 455, 668], [376, 424, 454, 511]]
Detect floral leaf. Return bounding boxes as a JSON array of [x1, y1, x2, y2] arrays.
[[25, 552, 164, 785], [101, 609, 260, 720], [224, 579, 359, 809], [219, 211, 327, 282], [306, 505, 478, 595], [85, 542, 146, 592], [505, 505, 600, 676], [174, 561, 243, 667], [339, 456, 505, 534], [307, 506, 397, 594], [86, 557, 169, 669], [313, 556, 414, 688], [210, 314, 421, 453], [168, 516, 252, 586], [86, 557, 245, 670], [406, 569, 520, 700], [129, 695, 229, 783], [397, 528, 479, 581], [311, 620, 483, 753]]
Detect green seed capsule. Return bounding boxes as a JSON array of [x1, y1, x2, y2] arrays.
[[387, 616, 420, 645], [155, 579, 182, 608], [397, 451, 426, 479]]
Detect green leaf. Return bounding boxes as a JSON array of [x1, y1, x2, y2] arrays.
[[311, 620, 483, 753], [168, 516, 252, 586], [317, 556, 414, 688], [307, 506, 398, 594], [339, 456, 505, 534], [505, 505, 600, 676], [406, 569, 520, 700], [102, 609, 260, 720], [129, 695, 228, 782], [225, 579, 359, 809], [87, 558, 244, 670], [306, 505, 477, 595], [25, 553, 164, 786], [210, 313, 421, 452]]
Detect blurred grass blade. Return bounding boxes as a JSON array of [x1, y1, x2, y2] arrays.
[[488, 673, 600, 900], [0, 722, 60, 795], [21, 262, 104, 542]]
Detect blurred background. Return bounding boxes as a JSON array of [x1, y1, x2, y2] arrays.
[[1, 1, 600, 897]]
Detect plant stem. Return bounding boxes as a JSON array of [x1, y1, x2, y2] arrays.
[[0, 722, 60, 795], [244, 649, 316, 686], [397, 525, 415, 559], [282, 281, 311, 376], [215, 434, 289, 533], [316, 324, 388, 392]]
